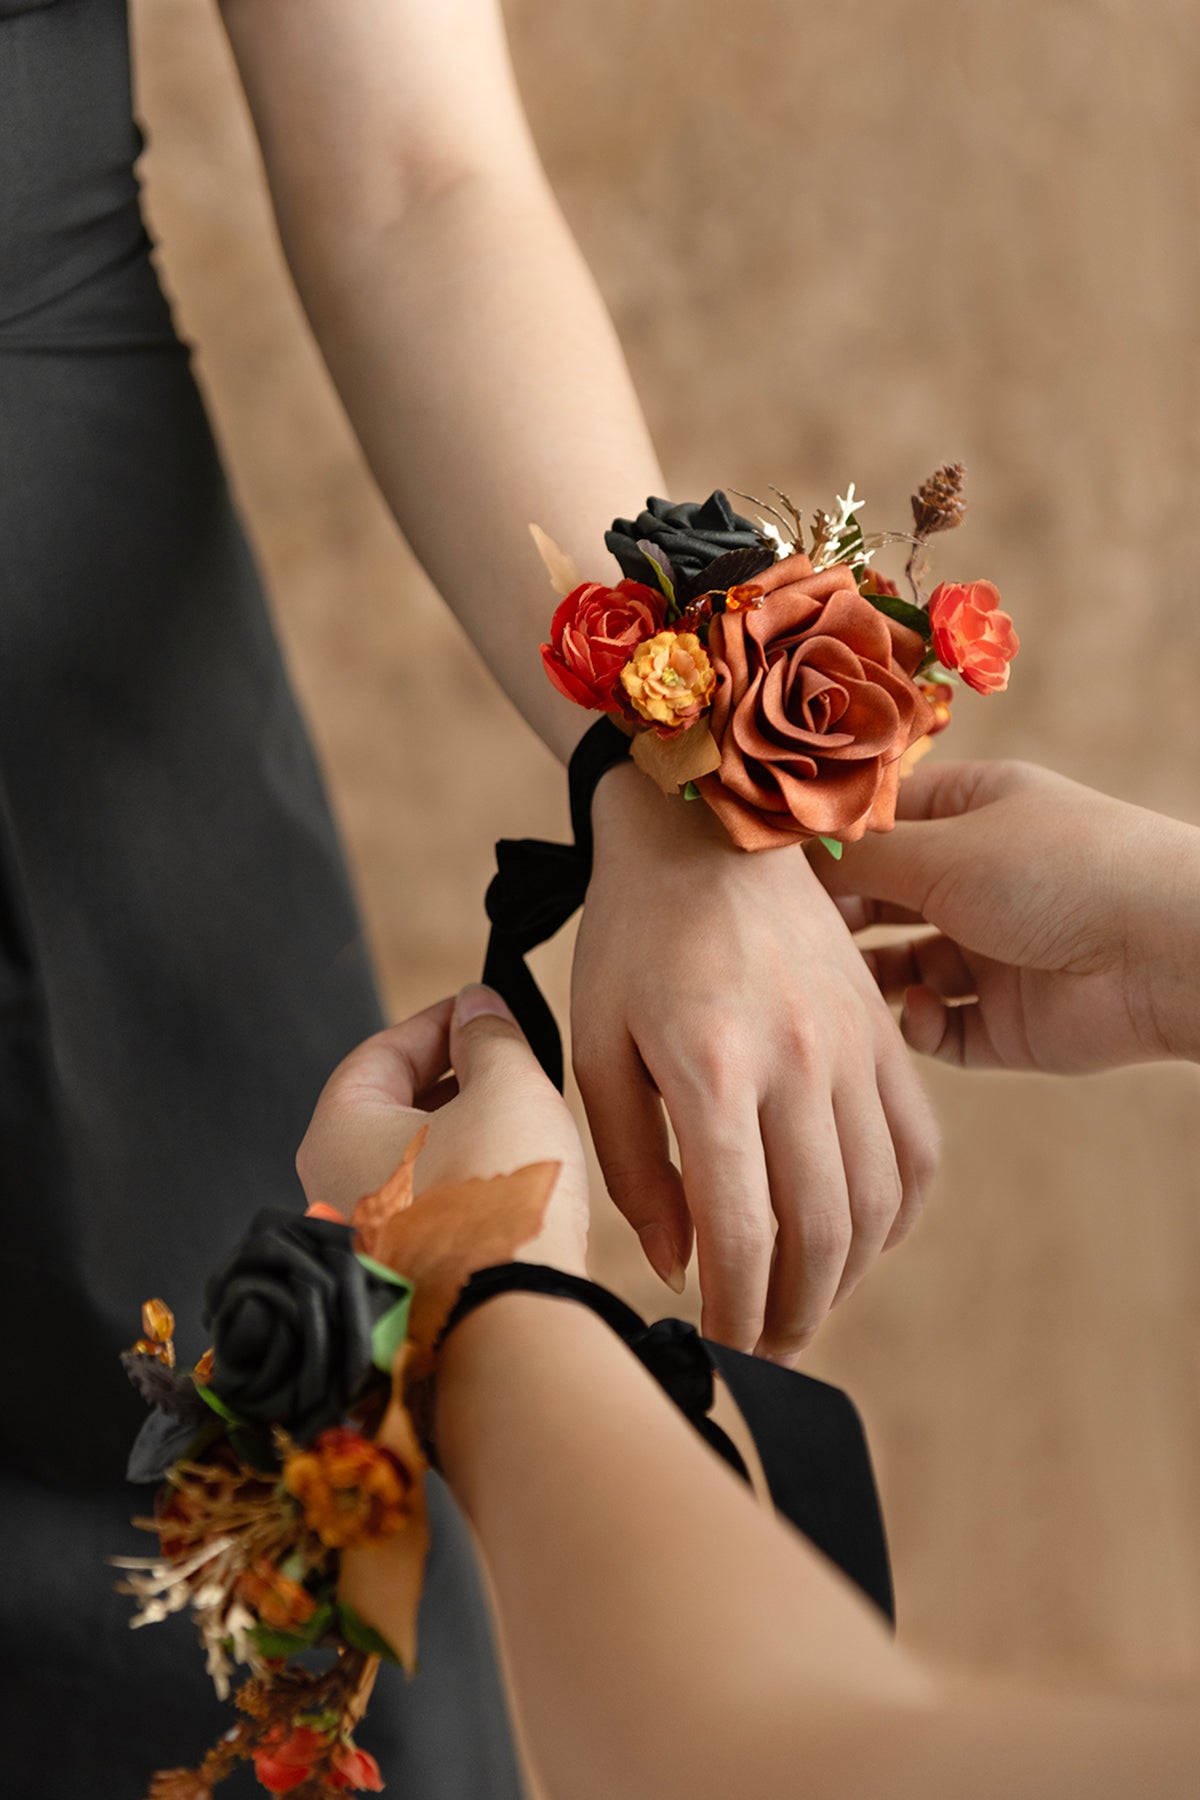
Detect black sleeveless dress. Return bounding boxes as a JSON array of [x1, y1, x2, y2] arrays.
[[0, 1, 523, 1792]]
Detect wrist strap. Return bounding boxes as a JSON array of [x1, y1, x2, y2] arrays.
[[481, 718, 632, 1090], [435, 1261, 751, 1485]]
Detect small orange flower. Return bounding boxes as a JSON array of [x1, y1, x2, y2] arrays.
[[192, 1346, 215, 1386], [235, 1558, 318, 1632], [620, 630, 715, 731], [860, 570, 902, 600], [928, 580, 1018, 694], [283, 1427, 414, 1550]]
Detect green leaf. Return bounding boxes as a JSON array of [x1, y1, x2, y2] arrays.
[[194, 1383, 243, 1426], [817, 836, 844, 861], [356, 1255, 415, 1375], [639, 548, 676, 609], [248, 1602, 334, 1661], [682, 781, 700, 801], [863, 592, 932, 640], [338, 1600, 403, 1666]]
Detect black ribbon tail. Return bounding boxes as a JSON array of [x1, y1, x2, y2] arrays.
[[481, 719, 632, 1090]]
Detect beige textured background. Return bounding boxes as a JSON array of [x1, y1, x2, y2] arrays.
[[131, 0, 1199, 1689]]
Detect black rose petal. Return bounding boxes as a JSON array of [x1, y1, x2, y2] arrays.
[[605, 491, 768, 594], [288, 1273, 334, 1421], [201, 1207, 400, 1444]]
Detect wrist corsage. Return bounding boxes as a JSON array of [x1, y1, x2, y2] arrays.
[[536, 466, 1017, 854], [113, 1135, 557, 1799]]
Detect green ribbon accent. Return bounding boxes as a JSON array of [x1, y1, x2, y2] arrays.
[[355, 1253, 414, 1374]]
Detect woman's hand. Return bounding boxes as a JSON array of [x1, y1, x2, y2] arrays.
[[573, 763, 940, 1365], [818, 758, 1200, 1073], [295, 986, 591, 1276]]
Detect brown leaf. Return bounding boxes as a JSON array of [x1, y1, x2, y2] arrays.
[[338, 1379, 430, 1675], [371, 1162, 560, 1379], [351, 1125, 429, 1260], [631, 722, 721, 795]]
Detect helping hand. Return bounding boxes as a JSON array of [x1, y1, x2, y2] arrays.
[[573, 763, 940, 1364], [818, 758, 1200, 1074], [295, 986, 590, 1277]]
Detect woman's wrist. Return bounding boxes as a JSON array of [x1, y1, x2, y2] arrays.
[[433, 1290, 615, 1507]]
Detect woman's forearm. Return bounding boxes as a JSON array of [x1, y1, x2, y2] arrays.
[[434, 1293, 1198, 1800], [283, 172, 664, 762], [220, 0, 663, 762], [435, 1292, 933, 1800]]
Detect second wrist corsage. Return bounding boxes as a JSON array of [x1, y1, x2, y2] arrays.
[[536, 468, 1017, 854], [114, 1135, 558, 1798]]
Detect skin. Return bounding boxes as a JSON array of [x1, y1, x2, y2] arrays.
[[215, 0, 940, 1361], [295, 905, 1200, 1800], [816, 759, 1200, 1073]]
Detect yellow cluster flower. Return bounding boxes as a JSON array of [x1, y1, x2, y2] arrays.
[[283, 1427, 414, 1551], [620, 630, 715, 729]]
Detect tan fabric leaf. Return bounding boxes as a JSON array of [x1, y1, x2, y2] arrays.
[[631, 722, 721, 795], [898, 733, 934, 779], [351, 1124, 429, 1260], [338, 1380, 429, 1676], [372, 1161, 560, 1380], [529, 522, 584, 596]]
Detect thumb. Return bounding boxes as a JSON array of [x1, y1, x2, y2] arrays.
[[450, 984, 546, 1090], [820, 816, 948, 917]]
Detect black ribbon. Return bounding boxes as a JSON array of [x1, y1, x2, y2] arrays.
[[483, 717, 632, 1090], [439, 1262, 894, 1621]]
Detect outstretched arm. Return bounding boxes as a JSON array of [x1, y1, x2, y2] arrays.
[[218, 0, 939, 1358]]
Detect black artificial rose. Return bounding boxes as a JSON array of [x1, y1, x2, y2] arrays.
[[604, 491, 774, 599], [202, 1209, 399, 1444]]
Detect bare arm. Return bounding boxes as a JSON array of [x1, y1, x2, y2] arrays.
[[217, 0, 661, 760], [216, 0, 940, 1359], [436, 1289, 1199, 1800]]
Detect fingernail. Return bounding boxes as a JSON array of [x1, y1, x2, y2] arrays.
[[638, 1223, 687, 1294], [454, 983, 515, 1026]]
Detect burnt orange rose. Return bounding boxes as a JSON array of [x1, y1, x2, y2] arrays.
[[928, 580, 1018, 694], [698, 553, 935, 850]]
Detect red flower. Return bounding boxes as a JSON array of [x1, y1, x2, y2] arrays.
[[252, 1725, 328, 1794], [928, 580, 1018, 694], [540, 580, 665, 711], [330, 1742, 385, 1793]]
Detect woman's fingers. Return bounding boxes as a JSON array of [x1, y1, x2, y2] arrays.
[[828, 1075, 903, 1308], [860, 931, 977, 1004], [755, 1087, 851, 1364], [873, 1044, 940, 1249], [901, 984, 1006, 1070], [327, 995, 456, 1109], [664, 1085, 773, 1354], [574, 1029, 692, 1291]]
